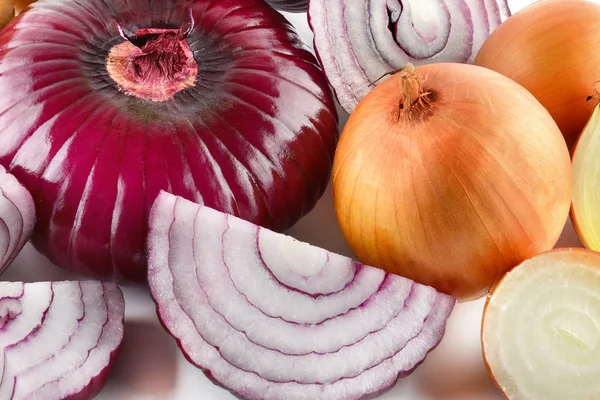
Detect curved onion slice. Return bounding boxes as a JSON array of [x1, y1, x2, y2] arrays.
[[0, 0, 338, 281], [266, 0, 308, 13], [0, 165, 35, 276], [0, 280, 124, 399], [482, 249, 600, 400], [308, 0, 511, 113], [148, 191, 455, 400]]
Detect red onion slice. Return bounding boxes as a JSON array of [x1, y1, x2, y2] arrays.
[[0, 0, 338, 281], [309, 0, 511, 112], [0, 280, 124, 399], [0, 165, 35, 275], [148, 191, 455, 399]]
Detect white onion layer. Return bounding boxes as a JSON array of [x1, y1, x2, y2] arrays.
[[148, 191, 455, 400], [483, 250, 600, 400], [0, 165, 35, 275], [308, 0, 511, 112], [0, 280, 125, 400]]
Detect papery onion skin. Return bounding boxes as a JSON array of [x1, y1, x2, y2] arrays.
[[0, 165, 35, 276], [148, 191, 455, 400], [482, 248, 600, 400], [0, 280, 124, 400], [474, 0, 600, 149], [266, 0, 308, 13], [308, 0, 511, 113], [0, 0, 338, 281], [332, 63, 572, 301]]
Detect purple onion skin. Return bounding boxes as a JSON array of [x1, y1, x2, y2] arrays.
[[266, 0, 309, 12], [0, 0, 338, 281]]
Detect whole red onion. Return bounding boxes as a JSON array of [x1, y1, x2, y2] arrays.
[[0, 0, 338, 281]]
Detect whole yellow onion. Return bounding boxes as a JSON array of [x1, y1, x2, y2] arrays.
[[332, 63, 572, 300]]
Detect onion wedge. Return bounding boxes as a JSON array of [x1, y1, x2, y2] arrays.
[[308, 0, 512, 113], [148, 191, 455, 400], [0, 280, 125, 399], [482, 249, 600, 400], [0, 165, 35, 276]]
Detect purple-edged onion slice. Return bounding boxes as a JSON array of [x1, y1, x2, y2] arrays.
[[0, 165, 35, 276], [148, 191, 456, 400], [266, 0, 309, 13], [308, 0, 511, 112], [0, 0, 338, 281], [0, 280, 124, 399]]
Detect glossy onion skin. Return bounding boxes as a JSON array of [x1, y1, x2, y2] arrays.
[[266, 0, 308, 13], [332, 63, 572, 300], [0, 0, 338, 281], [474, 0, 600, 149]]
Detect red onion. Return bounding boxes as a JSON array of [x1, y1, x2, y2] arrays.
[[0, 0, 338, 281], [308, 0, 511, 113], [148, 191, 455, 400], [0, 165, 35, 276], [266, 0, 309, 13], [0, 280, 124, 399]]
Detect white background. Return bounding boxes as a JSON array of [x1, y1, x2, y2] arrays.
[[2, 0, 574, 399]]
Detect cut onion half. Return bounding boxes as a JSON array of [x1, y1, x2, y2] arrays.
[[482, 249, 600, 400], [308, 0, 512, 113], [0, 165, 35, 276], [148, 191, 455, 400], [572, 102, 600, 249], [0, 280, 124, 399]]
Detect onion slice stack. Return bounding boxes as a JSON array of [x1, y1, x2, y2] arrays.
[[0, 165, 35, 276], [308, 0, 511, 112], [148, 191, 455, 400], [0, 280, 124, 399]]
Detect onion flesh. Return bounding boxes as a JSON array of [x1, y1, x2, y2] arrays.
[[571, 102, 600, 248], [0, 165, 35, 276], [147, 191, 455, 400], [482, 249, 600, 400], [0, 0, 338, 281], [308, 0, 511, 113], [0, 280, 124, 399]]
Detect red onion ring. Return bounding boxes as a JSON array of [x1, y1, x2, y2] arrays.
[[148, 191, 455, 400]]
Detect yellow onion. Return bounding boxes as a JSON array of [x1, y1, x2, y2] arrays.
[[0, 0, 12, 29], [474, 0, 600, 149], [332, 63, 572, 300]]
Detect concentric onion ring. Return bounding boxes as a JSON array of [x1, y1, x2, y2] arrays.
[[148, 191, 455, 400], [0, 280, 124, 399], [0, 165, 35, 276], [483, 249, 600, 400], [308, 0, 511, 112]]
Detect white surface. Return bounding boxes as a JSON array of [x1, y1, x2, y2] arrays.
[[1, 1, 574, 399]]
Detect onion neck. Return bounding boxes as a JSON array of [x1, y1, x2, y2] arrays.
[[393, 63, 435, 123], [106, 25, 197, 102]]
